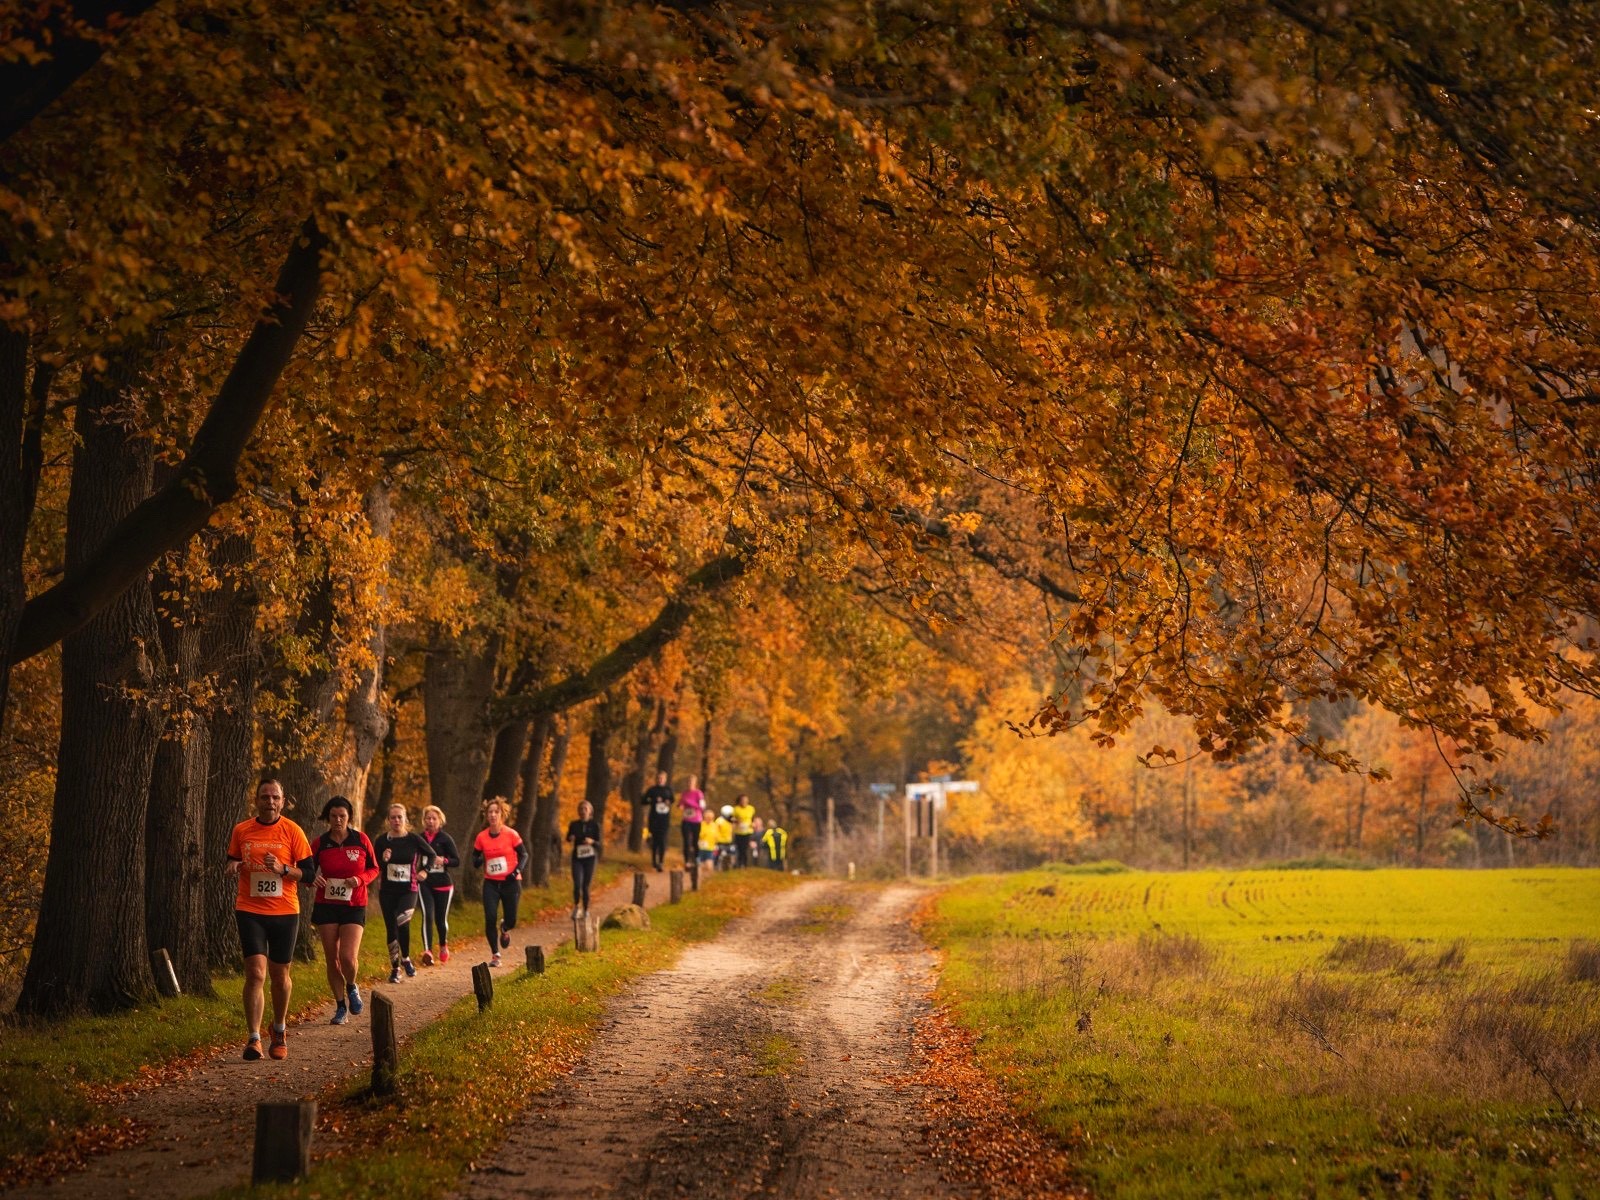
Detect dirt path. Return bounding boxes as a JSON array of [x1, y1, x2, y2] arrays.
[[8, 870, 669, 1200], [457, 882, 984, 1200]]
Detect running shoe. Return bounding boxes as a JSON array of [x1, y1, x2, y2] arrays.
[[330, 1002, 348, 1026], [571, 906, 581, 920], [499, 927, 511, 950], [242, 1037, 263, 1061], [388, 966, 401, 984], [421, 950, 434, 967], [490, 952, 502, 967], [438, 945, 450, 964], [402, 958, 416, 978], [347, 985, 364, 1015], [269, 1029, 288, 1060]]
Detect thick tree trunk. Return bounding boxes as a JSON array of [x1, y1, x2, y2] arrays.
[[533, 723, 572, 886], [0, 330, 28, 726], [516, 712, 552, 877], [584, 693, 627, 851], [423, 633, 501, 896], [200, 532, 260, 972], [145, 552, 214, 996], [18, 356, 165, 1016], [485, 717, 531, 809], [656, 692, 682, 779], [622, 698, 662, 854]]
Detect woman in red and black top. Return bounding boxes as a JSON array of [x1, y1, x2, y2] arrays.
[[472, 797, 526, 967], [309, 796, 379, 1025]]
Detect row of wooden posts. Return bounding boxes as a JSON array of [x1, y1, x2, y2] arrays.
[[251, 865, 699, 1184]]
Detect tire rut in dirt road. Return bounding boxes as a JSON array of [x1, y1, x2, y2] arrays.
[[458, 882, 982, 1200]]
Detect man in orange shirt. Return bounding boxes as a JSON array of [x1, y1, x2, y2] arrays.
[[226, 777, 314, 1061]]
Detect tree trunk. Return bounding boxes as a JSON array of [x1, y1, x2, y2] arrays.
[[531, 722, 572, 886], [323, 484, 392, 821], [516, 712, 553, 879], [698, 701, 715, 786], [584, 693, 627, 851], [200, 531, 260, 971], [0, 330, 30, 726], [423, 633, 501, 896], [145, 550, 215, 996], [18, 355, 165, 1015], [656, 692, 682, 779], [622, 697, 662, 854], [485, 717, 531, 809]]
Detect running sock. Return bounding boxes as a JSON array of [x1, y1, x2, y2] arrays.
[[272, 1023, 286, 1034]]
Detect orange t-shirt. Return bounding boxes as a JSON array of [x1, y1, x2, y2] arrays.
[[228, 816, 313, 916]]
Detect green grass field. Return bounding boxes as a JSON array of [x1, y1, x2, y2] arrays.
[[926, 866, 1600, 1199]]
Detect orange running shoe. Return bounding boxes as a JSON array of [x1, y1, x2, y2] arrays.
[[243, 1037, 263, 1061], [268, 1028, 287, 1060]]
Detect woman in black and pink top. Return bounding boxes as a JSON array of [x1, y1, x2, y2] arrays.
[[472, 797, 526, 967], [309, 796, 379, 1025], [566, 799, 602, 918], [372, 804, 435, 984], [418, 803, 460, 965]]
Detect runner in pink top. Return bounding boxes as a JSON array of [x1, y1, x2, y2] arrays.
[[679, 774, 706, 866]]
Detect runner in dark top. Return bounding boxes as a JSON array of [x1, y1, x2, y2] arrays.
[[566, 800, 602, 918], [418, 803, 460, 965], [472, 797, 526, 967], [372, 804, 435, 984], [641, 770, 674, 871], [309, 796, 379, 1024]]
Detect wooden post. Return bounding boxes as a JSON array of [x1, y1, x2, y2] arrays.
[[252, 1101, 315, 1184], [151, 948, 180, 998], [690, 861, 700, 891], [472, 962, 494, 1010], [904, 794, 911, 879], [930, 802, 939, 879], [371, 991, 399, 1094], [526, 944, 545, 974], [669, 869, 683, 903], [632, 871, 647, 907], [826, 796, 836, 876], [575, 911, 599, 952]]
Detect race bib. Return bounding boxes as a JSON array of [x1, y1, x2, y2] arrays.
[[485, 855, 508, 876], [251, 872, 282, 898], [324, 879, 354, 903], [654, 801, 670, 814], [575, 845, 596, 859], [387, 863, 412, 883]]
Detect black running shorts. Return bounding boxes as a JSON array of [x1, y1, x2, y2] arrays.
[[235, 911, 300, 963]]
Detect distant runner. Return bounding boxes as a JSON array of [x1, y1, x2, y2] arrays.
[[373, 804, 435, 984], [714, 806, 735, 871], [566, 799, 602, 918], [419, 804, 460, 965], [761, 822, 789, 871], [678, 774, 706, 869], [473, 797, 526, 967], [309, 796, 378, 1024], [641, 770, 675, 872], [225, 777, 313, 1061], [697, 814, 718, 869], [731, 795, 757, 868]]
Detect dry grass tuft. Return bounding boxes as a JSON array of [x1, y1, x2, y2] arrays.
[[1566, 939, 1600, 984], [1324, 935, 1416, 972]]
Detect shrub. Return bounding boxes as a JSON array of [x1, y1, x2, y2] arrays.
[[1040, 860, 1132, 875], [1566, 940, 1600, 984], [1324, 935, 1416, 973]]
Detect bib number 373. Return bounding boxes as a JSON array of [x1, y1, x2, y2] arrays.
[[485, 855, 507, 876]]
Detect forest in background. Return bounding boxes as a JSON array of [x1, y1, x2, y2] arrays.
[[5, 0, 1600, 1014]]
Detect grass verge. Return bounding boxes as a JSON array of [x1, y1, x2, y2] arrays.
[[924, 867, 1600, 1200], [0, 867, 622, 1170], [220, 867, 793, 1199]]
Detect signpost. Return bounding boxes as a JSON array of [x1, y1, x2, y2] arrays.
[[903, 779, 978, 879]]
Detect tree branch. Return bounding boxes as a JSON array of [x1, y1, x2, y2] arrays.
[[9, 218, 327, 663], [1, 1, 160, 145], [494, 552, 747, 721]]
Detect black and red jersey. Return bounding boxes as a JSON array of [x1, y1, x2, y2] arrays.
[[311, 830, 379, 908]]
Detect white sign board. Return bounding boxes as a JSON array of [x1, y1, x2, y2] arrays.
[[904, 780, 979, 809]]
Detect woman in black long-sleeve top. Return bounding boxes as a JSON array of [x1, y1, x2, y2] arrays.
[[418, 804, 460, 964], [566, 800, 601, 918]]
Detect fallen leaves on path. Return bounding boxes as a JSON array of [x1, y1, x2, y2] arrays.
[[0, 1117, 151, 1190], [906, 1002, 1090, 1200]]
